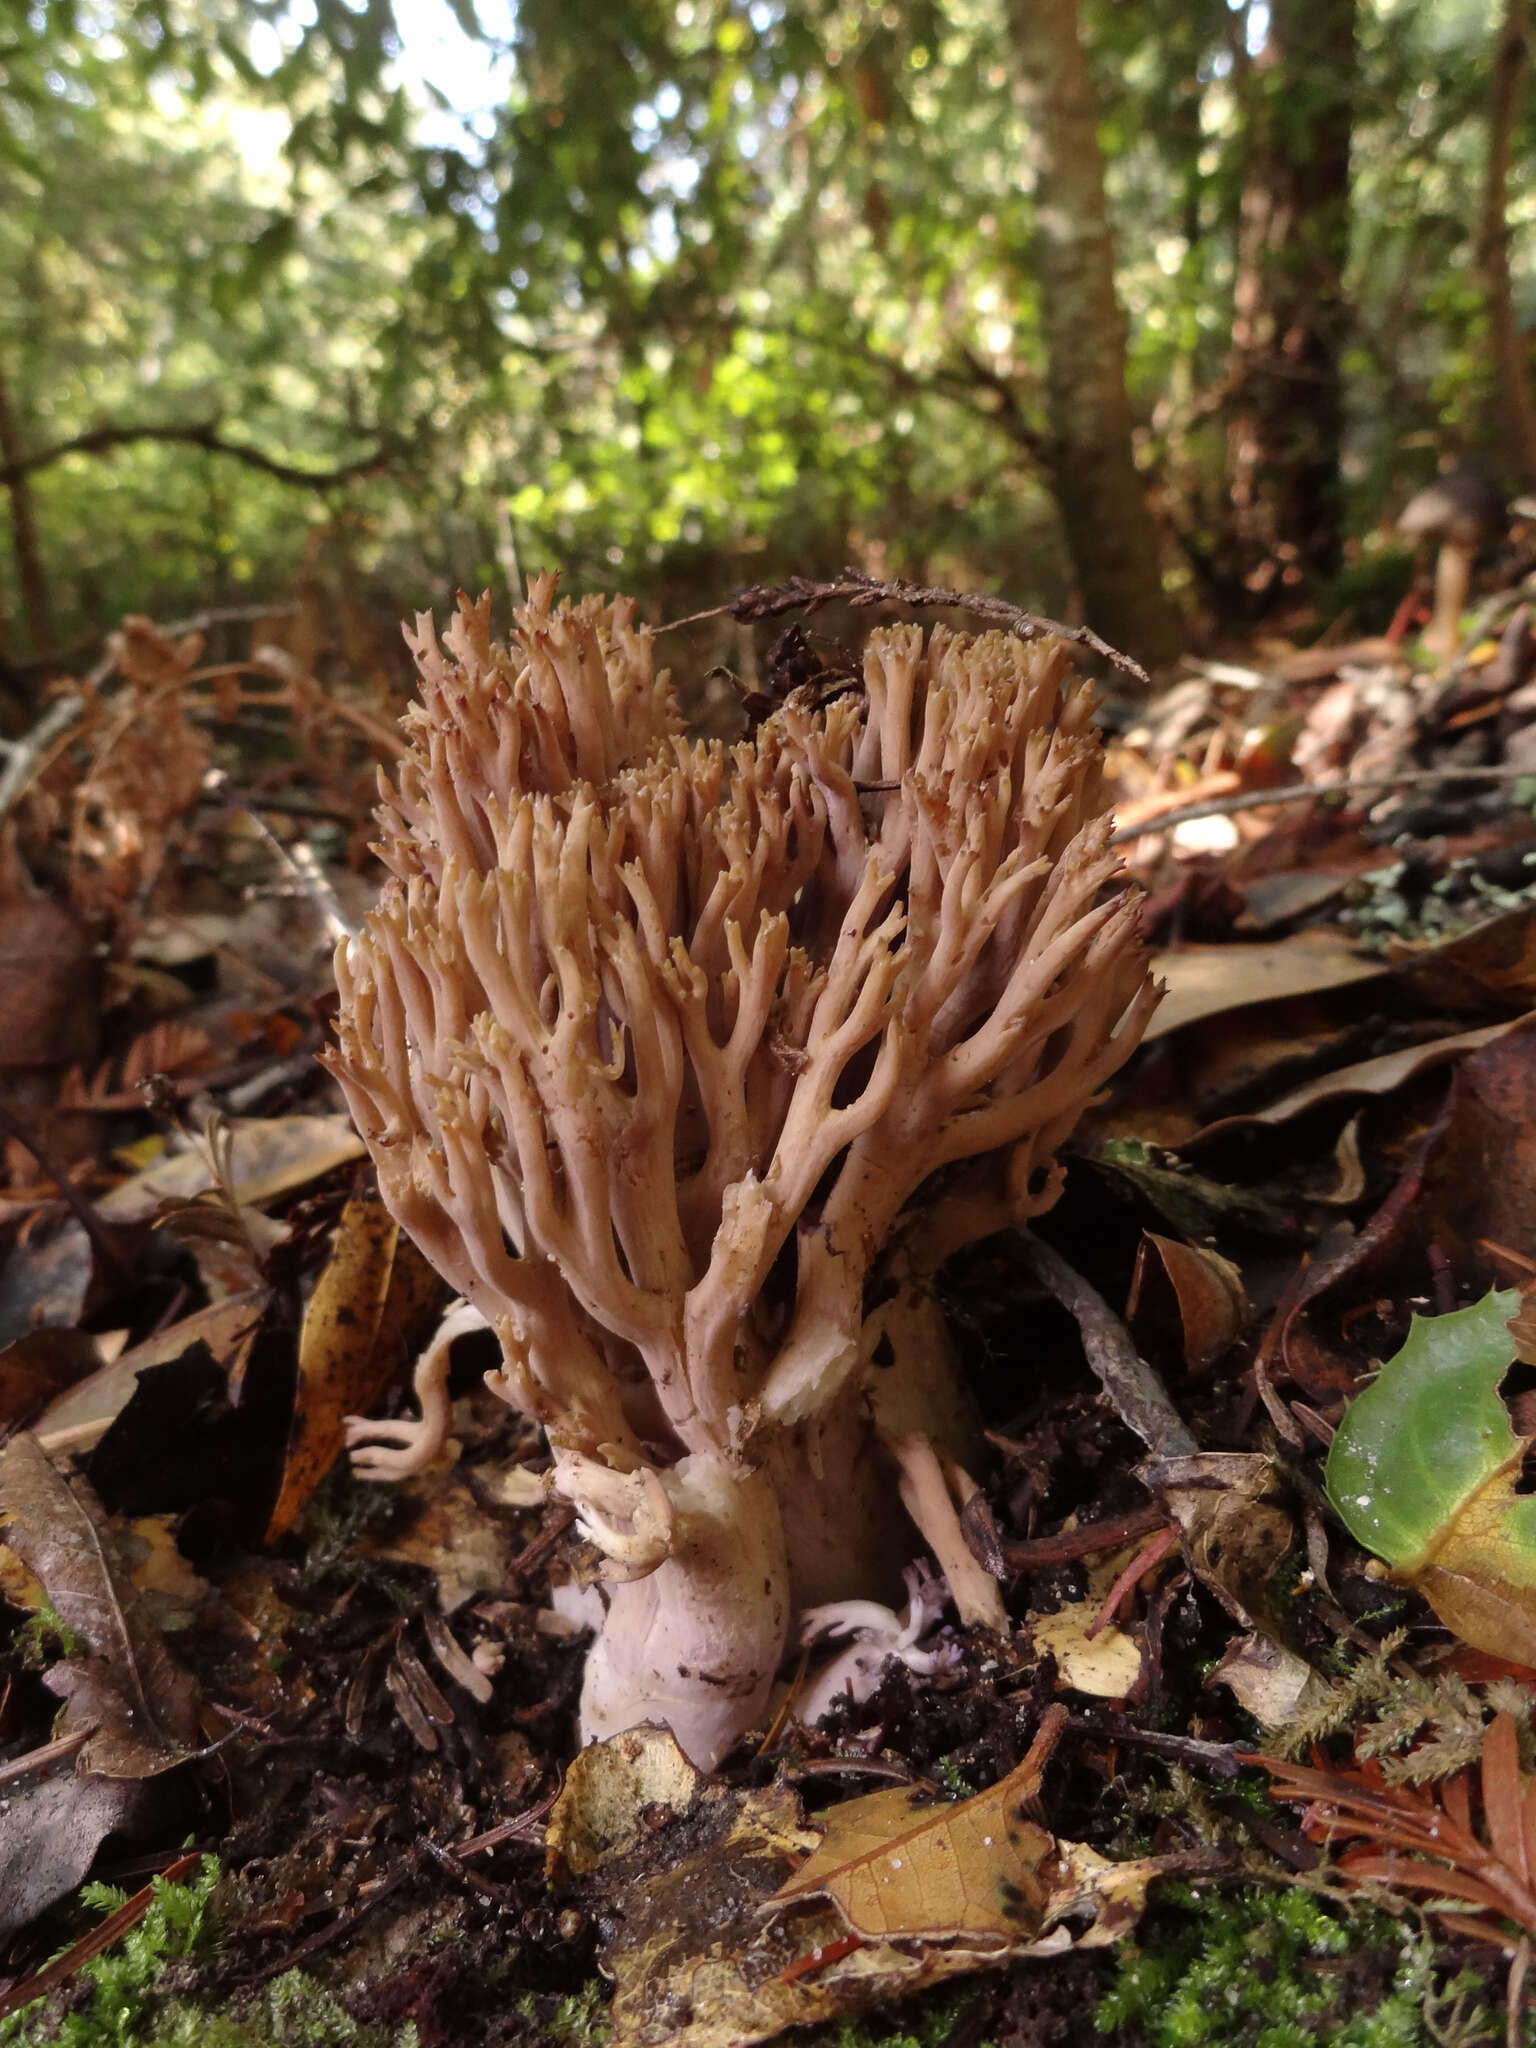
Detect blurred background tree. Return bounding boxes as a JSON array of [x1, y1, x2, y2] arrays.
[[1, 0, 1533, 700]]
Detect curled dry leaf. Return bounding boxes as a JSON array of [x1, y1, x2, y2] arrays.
[[1132, 1233, 1247, 1373], [1191, 1015, 1531, 1142], [0, 1327, 104, 1434]]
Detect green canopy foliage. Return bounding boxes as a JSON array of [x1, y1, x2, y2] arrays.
[[0, 0, 1531, 674]]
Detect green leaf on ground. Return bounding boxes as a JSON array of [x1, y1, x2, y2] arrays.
[[1324, 1289, 1536, 1664]]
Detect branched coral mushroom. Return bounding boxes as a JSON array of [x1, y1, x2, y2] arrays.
[[325, 576, 1157, 1766]]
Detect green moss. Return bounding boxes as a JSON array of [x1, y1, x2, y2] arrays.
[[293, 1462, 410, 1595], [1096, 1882, 1506, 2048], [789, 1983, 988, 2048], [1, 1859, 219, 2048], [513, 1983, 611, 2046], [0, 1863, 415, 2048], [146, 1971, 408, 2048]]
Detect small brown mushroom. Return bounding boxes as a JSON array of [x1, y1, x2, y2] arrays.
[[1397, 459, 1506, 663]]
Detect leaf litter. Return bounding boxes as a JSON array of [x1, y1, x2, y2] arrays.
[[10, 592, 1536, 2041]]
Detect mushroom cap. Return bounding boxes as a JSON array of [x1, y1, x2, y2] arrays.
[[1398, 460, 1506, 547]]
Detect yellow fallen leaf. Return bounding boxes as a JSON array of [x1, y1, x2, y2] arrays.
[[770, 1763, 1053, 1946], [1031, 1601, 1143, 1700]]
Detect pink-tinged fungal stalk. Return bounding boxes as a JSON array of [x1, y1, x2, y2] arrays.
[[325, 576, 1157, 1766]]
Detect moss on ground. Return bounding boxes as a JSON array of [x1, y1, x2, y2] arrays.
[[1096, 1882, 1510, 2048], [0, 1862, 415, 2048]]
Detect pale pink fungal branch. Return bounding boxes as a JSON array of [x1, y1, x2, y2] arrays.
[[325, 574, 1158, 1767]]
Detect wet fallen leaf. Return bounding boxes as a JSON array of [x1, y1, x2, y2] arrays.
[[0, 1745, 147, 1940], [1325, 1289, 1536, 1664], [267, 1191, 446, 1540], [0, 1432, 201, 1774]]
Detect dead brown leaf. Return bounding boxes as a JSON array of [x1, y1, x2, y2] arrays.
[[1147, 932, 1384, 1040], [767, 1755, 1055, 1947], [34, 1293, 268, 1453], [1192, 1014, 1532, 1141], [0, 1432, 200, 1775], [0, 1327, 104, 1434], [96, 1114, 365, 1224]]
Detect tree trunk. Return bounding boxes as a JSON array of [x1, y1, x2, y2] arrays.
[[1008, 0, 1183, 670], [1478, 0, 1536, 484], [1226, 0, 1357, 597], [0, 358, 53, 663]]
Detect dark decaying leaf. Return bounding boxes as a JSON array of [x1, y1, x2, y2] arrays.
[[0, 1431, 201, 1775], [550, 1726, 1178, 2048], [0, 1741, 147, 1941], [0, 1326, 104, 1434]]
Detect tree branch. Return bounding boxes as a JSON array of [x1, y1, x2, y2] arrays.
[[0, 419, 390, 490]]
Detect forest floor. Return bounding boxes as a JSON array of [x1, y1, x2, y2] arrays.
[[4, 562, 1536, 2048]]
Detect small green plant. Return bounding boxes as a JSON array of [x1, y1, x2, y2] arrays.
[[1342, 852, 1536, 952], [14, 1599, 86, 1667], [1095, 1882, 1505, 2047], [930, 1756, 978, 1800]]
